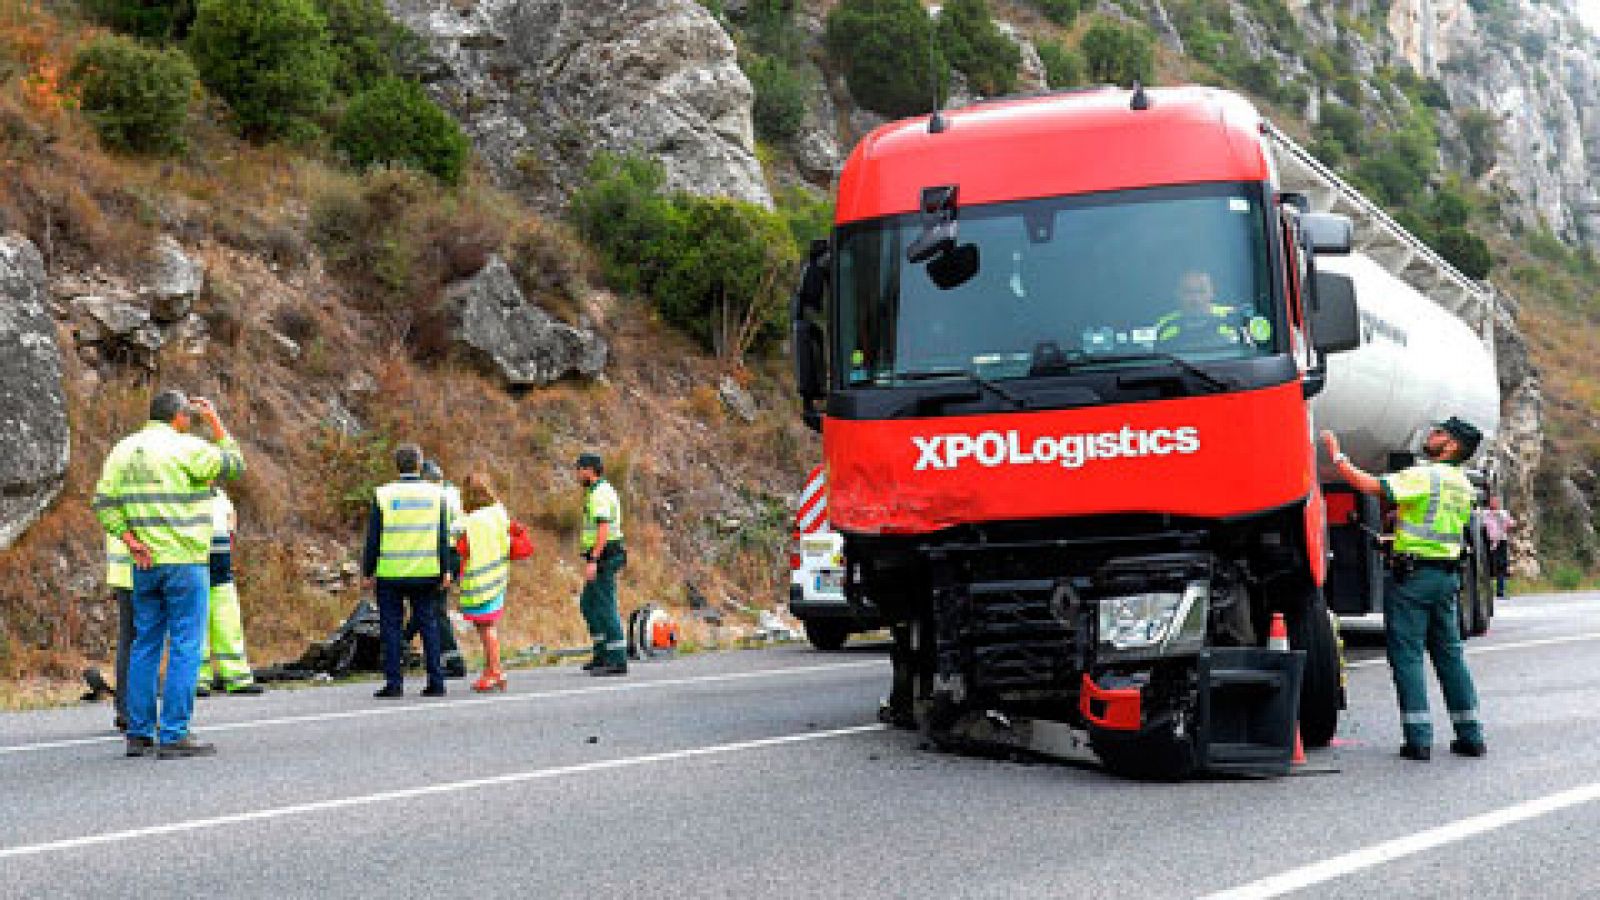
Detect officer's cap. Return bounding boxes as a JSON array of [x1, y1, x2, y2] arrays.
[[575, 453, 603, 473], [1435, 416, 1483, 458]]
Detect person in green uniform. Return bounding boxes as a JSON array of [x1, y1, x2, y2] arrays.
[[1322, 416, 1488, 761], [576, 453, 627, 676], [197, 486, 262, 695]]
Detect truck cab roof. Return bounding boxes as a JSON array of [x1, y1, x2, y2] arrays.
[[836, 86, 1271, 225]]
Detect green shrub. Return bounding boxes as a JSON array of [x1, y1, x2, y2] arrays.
[[1037, 40, 1084, 89], [1430, 226, 1493, 279], [738, 0, 804, 60], [68, 34, 196, 155], [1030, 0, 1082, 26], [744, 52, 810, 141], [1079, 19, 1153, 85], [568, 154, 681, 296], [776, 185, 833, 246], [826, 0, 944, 119], [82, 0, 195, 40], [1316, 102, 1364, 157], [1457, 108, 1499, 178], [570, 154, 801, 361], [937, 0, 1020, 97], [317, 0, 417, 93], [187, 0, 336, 140], [1551, 564, 1583, 591], [334, 77, 469, 184]]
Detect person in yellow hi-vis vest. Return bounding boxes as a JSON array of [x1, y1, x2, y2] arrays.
[[456, 472, 511, 693], [197, 486, 262, 695], [575, 452, 628, 676], [106, 534, 134, 732], [94, 390, 244, 759], [1323, 416, 1487, 762], [362, 443, 457, 698], [1155, 270, 1241, 350]]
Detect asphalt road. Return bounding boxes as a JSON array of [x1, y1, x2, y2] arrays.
[[2, 592, 1599, 899]]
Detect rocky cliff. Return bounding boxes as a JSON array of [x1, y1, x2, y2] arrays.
[[387, 0, 772, 208]]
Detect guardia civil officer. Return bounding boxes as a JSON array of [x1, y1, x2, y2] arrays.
[[362, 443, 458, 698], [575, 453, 628, 676], [1321, 417, 1488, 761]]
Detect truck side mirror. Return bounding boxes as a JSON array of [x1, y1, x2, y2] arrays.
[[1301, 213, 1353, 255], [793, 316, 826, 433], [1310, 271, 1360, 354], [795, 239, 829, 314]]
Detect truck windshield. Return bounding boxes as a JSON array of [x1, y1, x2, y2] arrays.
[[834, 182, 1276, 386]]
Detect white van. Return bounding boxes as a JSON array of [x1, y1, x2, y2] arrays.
[[788, 465, 878, 650]]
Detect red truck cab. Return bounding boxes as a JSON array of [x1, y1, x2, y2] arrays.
[[791, 86, 1361, 778]]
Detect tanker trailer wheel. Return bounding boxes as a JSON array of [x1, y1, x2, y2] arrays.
[[1465, 529, 1492, 637], [1288, 591, 1342, 748]]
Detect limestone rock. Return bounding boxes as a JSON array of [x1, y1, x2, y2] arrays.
[[717, 374, 757, 423], [144, 235, 203, 321], [75, 294, 150, 339], [387, 0, 771, 208], [443, 255, 607, 387], [0, 234, 70, 550]]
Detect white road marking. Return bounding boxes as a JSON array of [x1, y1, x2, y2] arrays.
[[0, 724, 888, 859], [1344, 630, 1600, 669], [1199, 779, 1600, 899], [0, 660, 883, 756]]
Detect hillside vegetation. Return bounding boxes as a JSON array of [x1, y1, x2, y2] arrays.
[[0, 0, 816, 701]]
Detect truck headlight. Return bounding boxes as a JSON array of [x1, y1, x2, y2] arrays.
[[1098, 582, 1209, 658]]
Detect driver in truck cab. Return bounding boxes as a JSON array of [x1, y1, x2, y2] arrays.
[[1155, 269, 1241, 350]]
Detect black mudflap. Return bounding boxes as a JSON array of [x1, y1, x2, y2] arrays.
[[1199, 647, 1304, 776]]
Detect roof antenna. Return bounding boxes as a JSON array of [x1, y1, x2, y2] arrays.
[[1130, 80, 1151, 111], [927, 13, 947, 134]]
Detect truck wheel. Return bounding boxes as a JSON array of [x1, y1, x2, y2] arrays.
[[1288, 593, 1341, 748], [1467, 531, 1491, 636], [805, 622, 849, 652]]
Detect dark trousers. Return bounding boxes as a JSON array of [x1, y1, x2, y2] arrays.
[[377, 580, 443, 690], [403, 592, 461, 661], [1385, 567, 1484, 747], [113, 588, 133, 724], [579, 550, 627, 666]]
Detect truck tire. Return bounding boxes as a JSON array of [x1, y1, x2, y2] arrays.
[[1288, 592, 1341, 749], [805, 622, 849, 652], [1466, 530, 1491, 636]]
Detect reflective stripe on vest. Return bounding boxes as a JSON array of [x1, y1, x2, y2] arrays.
[[581, 480, 623, 551], [1393, 462, 1473, 560], [1156, 305, 1236, 343], [461, 503, 511, 602], [374, 480, 443, 579], [106, 534, 133, 591], [96, 423, 239, 566]]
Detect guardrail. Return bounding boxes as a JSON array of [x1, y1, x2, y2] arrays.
[[1264, 121, 1497, 355]]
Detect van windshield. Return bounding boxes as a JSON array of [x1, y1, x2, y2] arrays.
[[833, 182, 1277, 387]]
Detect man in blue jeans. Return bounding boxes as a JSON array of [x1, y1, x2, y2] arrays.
[[93, 390, 245, 759]]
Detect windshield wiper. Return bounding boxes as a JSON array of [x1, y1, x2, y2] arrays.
[[1051, 353, 1237, 393], [897, 369, 1029, 409]]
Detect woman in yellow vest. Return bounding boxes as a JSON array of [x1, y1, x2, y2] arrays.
[[457, 472, 511, 693]]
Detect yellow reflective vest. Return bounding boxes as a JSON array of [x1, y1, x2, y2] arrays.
[[460, 502, 510, 605], [581, 480, 623, 553], [1156, 305, 1238, 344], [1383, 461, 1474, 560], [373, 479, 446, 579], [105, 533, 133, 591], [93, 421, 245, 566]]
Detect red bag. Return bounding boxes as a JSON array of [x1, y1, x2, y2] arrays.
[[508, 519, 534, 561]]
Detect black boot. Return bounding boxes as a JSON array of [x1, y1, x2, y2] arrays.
[[1400, 744, 1432, 761]]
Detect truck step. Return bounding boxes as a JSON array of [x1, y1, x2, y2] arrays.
[[1207, 668, 1285, 690]]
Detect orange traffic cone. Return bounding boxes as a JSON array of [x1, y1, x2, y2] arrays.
[[1268, 612, 1289, 652], [1269, 612, 1306, 766]]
